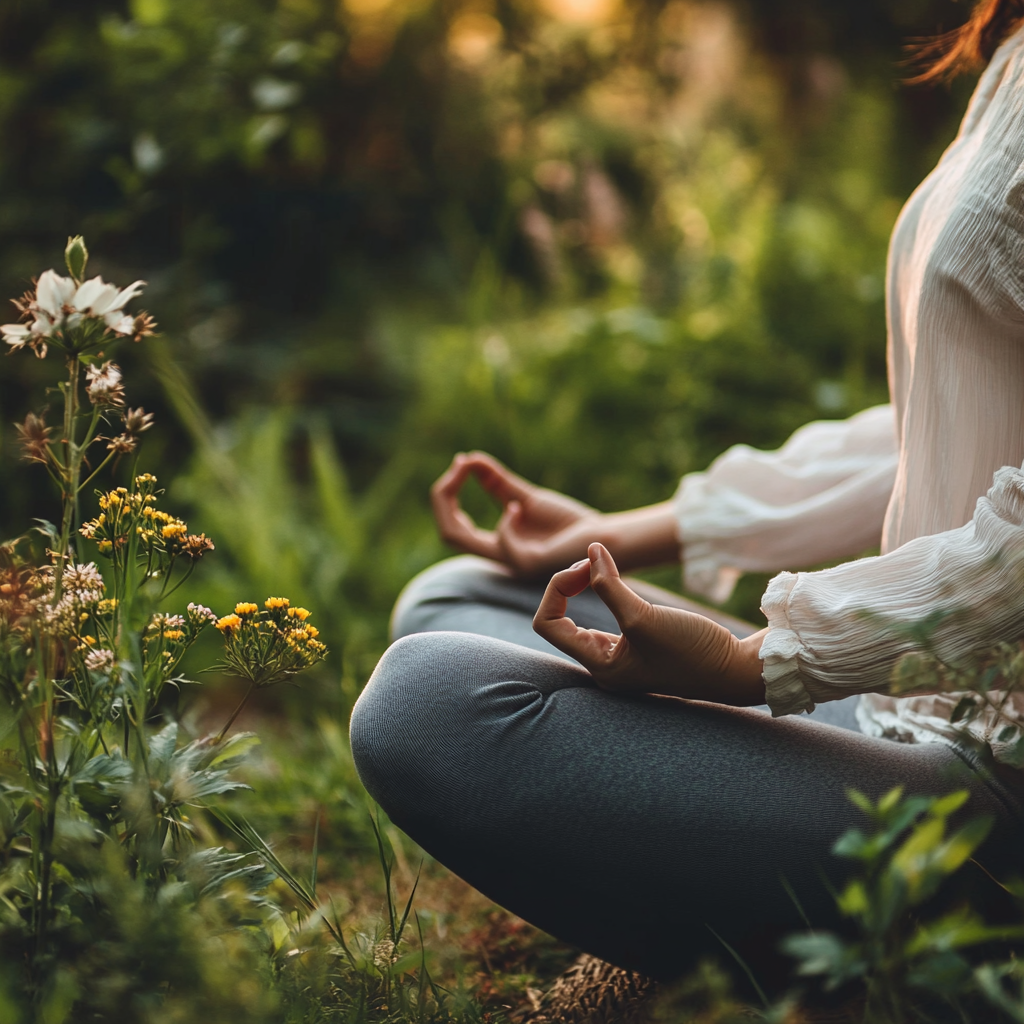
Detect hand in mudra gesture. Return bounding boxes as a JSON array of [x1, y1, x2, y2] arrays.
[[533, 543, 766, 705], [430, 451, 681, 578], [431, 451, 601, 577]]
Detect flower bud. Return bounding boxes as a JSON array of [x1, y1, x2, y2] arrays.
[[64, 236, 89, 282]]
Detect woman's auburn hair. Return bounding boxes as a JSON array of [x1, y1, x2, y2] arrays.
[[912, 0, 1024, 82]]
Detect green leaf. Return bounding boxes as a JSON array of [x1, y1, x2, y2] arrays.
[[950, 695, 978, 724], [207, 731, 260, 767], [836, 880, 868, 918], [833, 828, 869, 859], [846, 788, 876, 816], [171, 768, 251, 804], [878, 786, 905, 815], [906, 950, 971, 995], [782, 932, 866, 985], [929, 790, 970, 819], [148, 722, 178, 774]]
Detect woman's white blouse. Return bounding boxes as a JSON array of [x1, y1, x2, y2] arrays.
[[673, 26, 1024, 755]]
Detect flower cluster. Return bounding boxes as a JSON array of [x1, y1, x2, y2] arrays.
[[141, 606, 220, 674], [215, 597, 327, 687], [1, 238, 155, 359], [0, 551, 47, 641], [79, 475, 215, 565], [44, 562, 107, 639]]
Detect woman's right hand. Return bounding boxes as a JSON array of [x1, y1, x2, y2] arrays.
[[430, 452, 602, 578]]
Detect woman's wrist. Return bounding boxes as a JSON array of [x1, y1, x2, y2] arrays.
[[597, 502, 680, 573], [723, 629, 768, 705]]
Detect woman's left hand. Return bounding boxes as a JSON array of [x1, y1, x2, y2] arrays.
[[533, 543, 767, 705]]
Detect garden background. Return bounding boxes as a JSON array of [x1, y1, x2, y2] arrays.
[[0, 0, 992, 1017]]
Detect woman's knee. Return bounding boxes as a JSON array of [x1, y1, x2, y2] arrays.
[[350, 632, 447, 815], [389, 555, 506, 640], [350, 629, 513, 832], [350, 630, 586, 833]]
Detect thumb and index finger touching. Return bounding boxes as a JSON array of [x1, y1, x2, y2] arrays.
[[533, 543, 652, 661]]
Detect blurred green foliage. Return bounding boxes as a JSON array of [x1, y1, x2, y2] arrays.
[[785, 787, 1024, 1023], [0, 0, 984, 692], [0, 3, 1017, 1018]]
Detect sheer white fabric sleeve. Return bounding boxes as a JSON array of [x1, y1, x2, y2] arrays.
[[760, 464, 1024, 717], [673, 405, 898, 602]]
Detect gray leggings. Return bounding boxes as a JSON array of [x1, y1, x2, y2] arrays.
[[350, 557, 1022, 984]]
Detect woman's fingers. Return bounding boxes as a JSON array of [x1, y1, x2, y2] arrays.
[[430, 453, 502, 559], [463, 451, 534, 504], [586, 543, 651, 634], [533, 559, 595, 645], [531, 558, 624, 671]]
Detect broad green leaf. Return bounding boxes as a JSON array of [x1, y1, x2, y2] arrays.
[[929, 790, 969, 819], [836, 880, 868, 918], [208, 731, 260, 767], [878, 786, 905, 815], [148, 722, 178, 774]]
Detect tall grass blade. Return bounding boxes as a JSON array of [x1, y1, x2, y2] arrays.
[[396, 862, 423, 946], [311, 805, 321, 897], [779, 873, 813, 932], [706, 924, 769, 1010], [210, 806, 315, 909], [369, 809, 398, 942]]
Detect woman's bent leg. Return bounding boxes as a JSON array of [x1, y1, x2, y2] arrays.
[[350, 631, 1015, 983], [390, 555, 864, 730]]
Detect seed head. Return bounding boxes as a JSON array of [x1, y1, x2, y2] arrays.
[[124, 407, 155, 434], [182, 533, 215, 559], [85, 361, 126, 407], [107, 433, 137, 454], [15, 412, 52, 464]]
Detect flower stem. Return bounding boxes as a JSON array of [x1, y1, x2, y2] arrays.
[[216, 682, 255, 744], [54, 358, 82, 596]]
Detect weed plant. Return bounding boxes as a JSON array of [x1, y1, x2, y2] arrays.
[[0, 238, 493, 1023]]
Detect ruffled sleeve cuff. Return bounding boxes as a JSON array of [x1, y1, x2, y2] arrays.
[[758, 572, 816, 717], [673, 406, 897, 604]]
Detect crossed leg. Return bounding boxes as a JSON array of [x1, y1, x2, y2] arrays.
[[351, 557, 1018, 985]]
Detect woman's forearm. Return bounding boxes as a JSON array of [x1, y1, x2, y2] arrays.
[[593, 501, 681, 573]]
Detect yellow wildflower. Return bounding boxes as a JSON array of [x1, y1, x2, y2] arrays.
[[162, 629, 185, 642], [216, 614, 242, 632], [287, 607, 311, 621], [234, 602, 259, 616], [161, 523, 187, 540], [265, 597, 290, 610], [97, 599, 118, 615]]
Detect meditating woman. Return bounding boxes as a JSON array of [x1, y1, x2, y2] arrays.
[[351, 0, 1024, 984]]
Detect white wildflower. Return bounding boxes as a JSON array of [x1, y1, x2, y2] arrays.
[[85, 361, 126, 407], [2, 268, 148, 357], [71, 276, 147, 334], [186, 602, 218, 625], [373, 939, 397, 968], [148, 613, 185, 633], [84, 648, 115, 673], [62, 563, 105, 600]]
